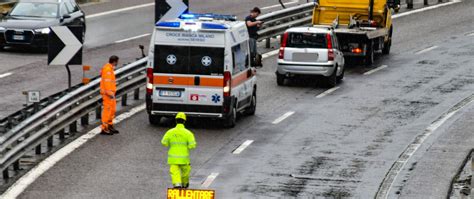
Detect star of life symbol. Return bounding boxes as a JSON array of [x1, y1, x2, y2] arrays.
[[166, 54, 177, 65], [201, 56, 212, 67], [212, 94, 221, 103]]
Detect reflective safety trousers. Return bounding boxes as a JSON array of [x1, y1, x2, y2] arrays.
[[161, 124, 197, 165], [101, 95, 116, 131]]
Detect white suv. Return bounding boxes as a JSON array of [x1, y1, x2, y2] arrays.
[[276, 26, 345, 87]]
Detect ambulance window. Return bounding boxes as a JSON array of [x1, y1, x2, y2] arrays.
[[189, 47, 224, 75], [154, 45, 190, 74], [232, 42, 249, 75]]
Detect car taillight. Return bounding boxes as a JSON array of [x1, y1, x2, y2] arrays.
[[351, 48, 362, 54], [279, 32, 289, 59], [370, 20, 378, 27], [326, 33, 334, 61], [223, 71, 231, 97], [146, 68, 153, 95]]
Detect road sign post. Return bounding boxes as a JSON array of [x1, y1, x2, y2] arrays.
[[48, 26, 84, 89], [155, 0, 189, 23]]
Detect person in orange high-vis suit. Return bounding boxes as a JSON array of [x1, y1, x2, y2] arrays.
[[100, 55, 119, 135]]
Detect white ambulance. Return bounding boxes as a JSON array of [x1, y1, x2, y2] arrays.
[[146, 14, 257, 128]]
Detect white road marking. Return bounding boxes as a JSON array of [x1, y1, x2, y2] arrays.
[[272, 111, 295, 124], [392, 0, 462, 19], [1, 104, 146, 199], [415, 46, 438, 55], [262, 49, 279, 60], [315, 86, 340, 99], [261, 0, 299, 10], [466, 32, 474, 37], [115, 33, 151, 43], [0, 72, 13, 79], [364, 65, 388, 76], [201, 172, 219, 188], [232, 140, 254, 154], [86, 3, 155, 19], [375, 94, 474, 199]]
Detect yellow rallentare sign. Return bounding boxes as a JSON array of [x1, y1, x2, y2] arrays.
[[167, 188, 215, 199]]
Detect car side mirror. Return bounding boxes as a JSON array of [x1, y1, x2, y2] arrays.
[[2, 12, 8, 16], [62, 14, 71, 19]]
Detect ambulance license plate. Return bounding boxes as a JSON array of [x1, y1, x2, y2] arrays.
[[13, 35, 25, 40], [159, 90, 181, 97]]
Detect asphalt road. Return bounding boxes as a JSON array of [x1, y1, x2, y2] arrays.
[[13, 0, 474, 198], [0, 0, 303, 118]]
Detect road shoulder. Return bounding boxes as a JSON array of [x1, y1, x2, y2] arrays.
[[398, 102, 474, 198]]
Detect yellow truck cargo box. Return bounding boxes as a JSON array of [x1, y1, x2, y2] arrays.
[[313, 0, 389, 27]]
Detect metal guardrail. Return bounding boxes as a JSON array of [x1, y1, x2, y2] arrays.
[[0, 58, 147, 179], [257, 2, 316, 46], [0, 3, 316, 181]]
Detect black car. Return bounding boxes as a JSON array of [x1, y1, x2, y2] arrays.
[[0, 0, 85, 49]]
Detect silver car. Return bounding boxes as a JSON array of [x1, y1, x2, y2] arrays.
[[276, 27, 345, 87]]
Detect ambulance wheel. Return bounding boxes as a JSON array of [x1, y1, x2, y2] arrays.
[[149, 115, 162, 126], [224, 107, 236, 128], [245, 92, 257, 116]]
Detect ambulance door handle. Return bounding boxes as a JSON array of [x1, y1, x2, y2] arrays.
[[194, 76, 200, 86]]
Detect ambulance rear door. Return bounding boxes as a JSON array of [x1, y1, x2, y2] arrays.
[[153, 29, 226, 116]]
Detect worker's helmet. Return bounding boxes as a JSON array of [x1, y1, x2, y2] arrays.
[[175, 112, 187, 121]]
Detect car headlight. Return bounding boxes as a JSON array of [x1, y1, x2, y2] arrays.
[[34, 28, 50, 34]]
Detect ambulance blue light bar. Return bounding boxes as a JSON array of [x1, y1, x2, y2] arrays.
[[156, 21, 181, 28], [179, 13, 237, 21], [201, 23, 228, 30]]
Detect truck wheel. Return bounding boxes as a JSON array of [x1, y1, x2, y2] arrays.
[[276, 73, 285, 86], [224, 107, 236, 128], [382, 27, 393, 55], [324, 68, 337, 88], [149, 115, 162, 126], [245, 92, 257, 116], [365, 41, 374, 66]]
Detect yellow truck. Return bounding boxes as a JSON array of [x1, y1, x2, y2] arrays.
[[312, 0, 395, 65]]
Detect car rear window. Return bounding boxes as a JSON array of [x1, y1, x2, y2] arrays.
[[286, 33, 327, 49], [154, 45, 224, 76]]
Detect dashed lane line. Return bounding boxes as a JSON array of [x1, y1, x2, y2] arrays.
[[232, 140, 254, 154], [392, 0, 462, 19], [115, 33, 151, 43], [315, 86, 340, 99], [415, 45, 438, 55], [0, 72, 13, 79], [272, 111, 295, 124], [86, 3, 155, 19], [375, 94, 474, 199], [201, 173, 219, 188], [364, 65, 388, 76], [1, 104, 146, 199]]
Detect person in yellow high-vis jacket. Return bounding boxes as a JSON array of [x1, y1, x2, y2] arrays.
[[161, 112, 196, 188], [100, 55, 119, 135]]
